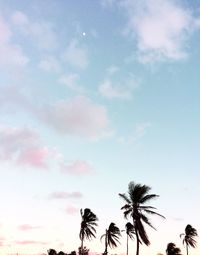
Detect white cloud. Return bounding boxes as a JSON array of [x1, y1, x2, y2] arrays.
[[11, 11, 29, 26], [134, 122, 151, 140], [0, 16, 29, 68], [58, 73, 84, 93], [118, 122, 151, 144], [11, 11, 58, 50], [101, 0, 116, 7], [120, 0, 200, 62], [40, 96, 110, 139], [99, 75, 139, 99], [38, 56, 61, 73], [107, 65, 119, 75], [63, 39, 89, 69]]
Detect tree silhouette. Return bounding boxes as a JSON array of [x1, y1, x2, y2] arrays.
[[119, 181, 165, 255], [124, 222, 135, 255], [180, 224, 198, 255], [166, 243, 182, 255], [79, 208, 98, 255], [48, 249, 57, 255], [78, 246, 89, 255], [101, 222, 121, 255]]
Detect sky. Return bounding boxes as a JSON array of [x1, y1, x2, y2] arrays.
[[0, 0, 200, 254]]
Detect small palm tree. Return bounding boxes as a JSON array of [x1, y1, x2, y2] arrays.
[[180, 224, 198, 255], [101, 222, 121, 255], [119, 181, 165, 255], [166, 243, 182, 255], [79, 208, 98, 255], [125, 222, 135, 255]]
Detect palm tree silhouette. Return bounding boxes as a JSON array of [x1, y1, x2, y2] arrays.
[[180, 224, 198, 255], [166, 243, 182, 255], [119, 181, 165, 255], [101, 222, 121, 255], [79, 208, 98, 255], [125, 222, 135, 255]]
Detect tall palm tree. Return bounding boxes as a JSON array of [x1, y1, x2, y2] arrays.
[[79, 208, 98, 255], [125, 222, 135, 255], [119, 181, 165, 255], [101, 222, 121, 255], [166, 243, 182, 255], [180, 224, 198, 255]]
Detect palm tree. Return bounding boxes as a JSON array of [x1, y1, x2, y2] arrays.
[[119, 181, 165, 255], [166, 243, 182, 255], [79, 208, 98, 255], [180, 224, 198, 255], [101, 222, 121, 255], [125, 222, 135, 255]]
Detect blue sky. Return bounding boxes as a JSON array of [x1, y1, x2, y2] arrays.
[[0, 0, 200, 254]]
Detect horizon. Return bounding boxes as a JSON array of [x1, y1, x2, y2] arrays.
[[0, 0, 200, 255]]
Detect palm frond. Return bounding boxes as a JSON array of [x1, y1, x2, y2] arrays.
[[119, 193, 131, 204], [136, 219, 150, 246], [140, 214, 156, 230], [140, 194, 159, 204], [142, 209, 165, 219]]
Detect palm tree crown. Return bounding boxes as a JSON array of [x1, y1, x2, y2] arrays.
[[119, 181, 165, 255], [180, 224, 198, 255], [125, 222, 135, 240], [166, 243, 182, 255], [101, 222, 121, 255], [79, 208, 98, 253]]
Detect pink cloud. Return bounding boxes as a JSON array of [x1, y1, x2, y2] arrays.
[[49, 191, 83, 199], [0, 237, 5, 247], [15, 240, 47, 245], [17, 147, 49, 169], [0, 125, 50, 169], [60, 160, 94, 175], [18, 224, 42, 231], [40, 96, 110, 139], [65, 205, 79, 215]]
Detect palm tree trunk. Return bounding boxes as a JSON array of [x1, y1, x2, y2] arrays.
[[81, 238, 84, 255], [186, 244, 188, 255], [126, 233, 129, 255], [104, 229, 108, 255], [135, 229, 139, 255]]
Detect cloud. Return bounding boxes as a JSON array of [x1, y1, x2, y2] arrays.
[[40, 96, 110, 139], [118, 122, 151, 144], [65, 205, 79, 215], [0, 125, 50, 169], [134, 122, 151, 140], [60, 160, 94, 175], [18, 224, 42, 231], [38, 56, 61, 73], [99, 75, 139, 99], [58, 73, 84, 93], [106, 65, 119, 75], [11, 10, 58, 50], [63, 39, 89, 69], [15, 240, 47, 245], [0, 16, 29, 68], [0, 237, 5, 247], [120, 0, 200, 62], [101, 0, 116, 7], [48, 191, 83, 199]]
